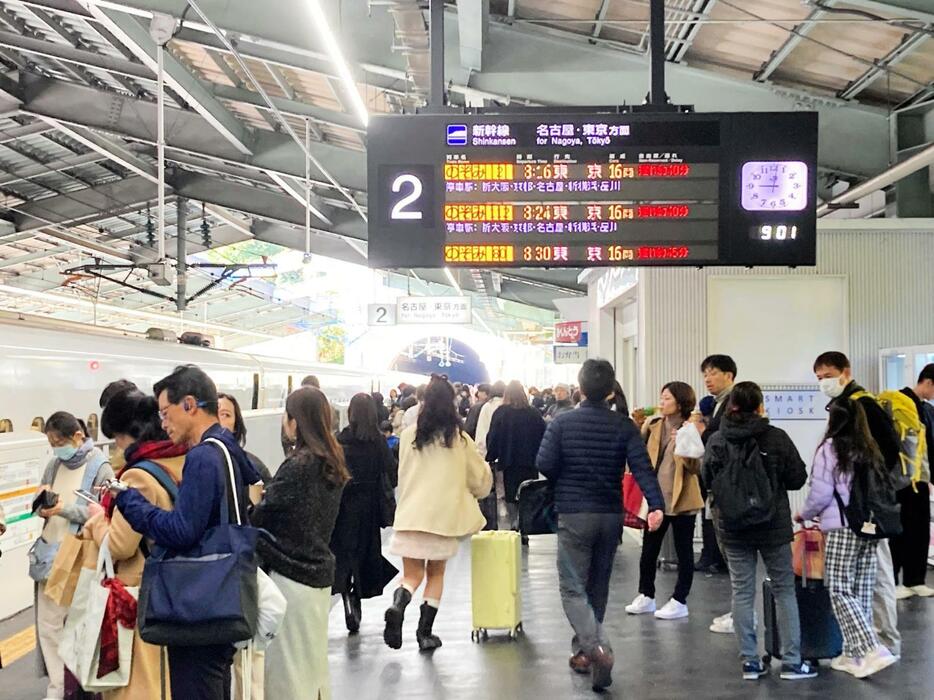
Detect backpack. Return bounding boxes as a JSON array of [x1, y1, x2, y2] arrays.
[[124, 460, 179, 503], [711, 437, 775, 532], [833, 461, 902, 540], [853, 390, 927, 489]]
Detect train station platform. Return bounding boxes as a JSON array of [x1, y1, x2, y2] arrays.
[[2, 534, 932, 699]]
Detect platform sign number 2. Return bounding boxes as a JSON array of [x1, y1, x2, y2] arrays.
[[391, 174, 423, 220], [380, 166, 434, 228], [368, 303, 397, 327]]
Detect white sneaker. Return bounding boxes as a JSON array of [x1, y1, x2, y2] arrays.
[[654, 598, 689, 620], [895, 585, 916, 600], [625, 594, 656, 615], [710, 612, 734, 634], [852, 645, 898, 679], [830, 655, 860, 675], [910, 584, 934, 597]]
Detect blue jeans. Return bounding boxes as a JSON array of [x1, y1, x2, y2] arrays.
[[557, 512, 623, 654], [723, 542, 801, 666]]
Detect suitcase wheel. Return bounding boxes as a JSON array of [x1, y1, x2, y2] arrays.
[[508, 624, 523, 641], [471, 629, 489, 643]]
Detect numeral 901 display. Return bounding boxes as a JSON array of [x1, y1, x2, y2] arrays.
[[753, 224, 798, 241]]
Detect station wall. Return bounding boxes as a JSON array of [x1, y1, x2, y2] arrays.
[[638, 225, 934, 402]]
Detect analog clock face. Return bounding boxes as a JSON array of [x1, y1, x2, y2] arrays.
[[741, 161, 808, 211]]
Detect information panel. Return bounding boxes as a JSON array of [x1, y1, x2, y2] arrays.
[[367, 110, 818, 268]]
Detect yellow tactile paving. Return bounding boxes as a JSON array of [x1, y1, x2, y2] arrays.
[[0, 625, 35, 668]]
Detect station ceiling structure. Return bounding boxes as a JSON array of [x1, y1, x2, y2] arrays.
[[0, 0, 929, 340]]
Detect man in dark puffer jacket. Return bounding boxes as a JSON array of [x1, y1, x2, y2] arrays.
[[537, 359, 664, 692]]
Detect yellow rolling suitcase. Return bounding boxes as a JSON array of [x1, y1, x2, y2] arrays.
[[470, 530, 523, 642]]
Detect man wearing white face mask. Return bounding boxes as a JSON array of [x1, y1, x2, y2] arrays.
[[813, 351, 902, 660]]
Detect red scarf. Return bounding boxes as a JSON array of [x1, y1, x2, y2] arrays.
[[103, 440, 187, 517], [96, 578, 137, 678]]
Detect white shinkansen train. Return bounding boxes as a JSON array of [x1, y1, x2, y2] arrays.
[[0, 315, 423, 448]]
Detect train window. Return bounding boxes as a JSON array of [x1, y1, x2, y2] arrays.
[[87, 413, 100, 441], [0, 418, 12, 433], [252, 373, 260, 410], [31, 417, 44, 432]]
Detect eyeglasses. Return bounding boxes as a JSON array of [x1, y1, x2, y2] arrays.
[[430, 373, 449, 382], [158, 399, 212, 421]]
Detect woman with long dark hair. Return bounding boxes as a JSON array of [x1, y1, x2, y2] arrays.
[[331, 393, 399, 634], [485, 380, 546, 535], [796, 399, 898, 678], [383, 375, 492, 652], [34, 411, 113, 700], [253, 387, 350, 700]]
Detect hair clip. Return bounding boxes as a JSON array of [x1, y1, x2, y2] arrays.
[[431, 373, 449, 382]]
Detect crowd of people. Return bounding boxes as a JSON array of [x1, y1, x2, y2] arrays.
[[21, 351, 934, 698]]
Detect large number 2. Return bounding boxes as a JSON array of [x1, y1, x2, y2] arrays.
[[390, 174, 423, 220]]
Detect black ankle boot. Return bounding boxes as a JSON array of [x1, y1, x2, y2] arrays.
[[343, 588, 361, 635], [383, 587, 412, 650], [416, 602, 442, 652]]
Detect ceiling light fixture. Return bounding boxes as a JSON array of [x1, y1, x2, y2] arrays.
[[305, 0, 370, 127]]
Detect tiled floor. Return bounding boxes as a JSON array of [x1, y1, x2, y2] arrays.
[[3, 534, 934, 699]]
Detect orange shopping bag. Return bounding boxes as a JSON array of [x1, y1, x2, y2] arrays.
[[792, 525, 825, 580]]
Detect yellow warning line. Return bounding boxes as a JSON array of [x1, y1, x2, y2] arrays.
[[0, 625, 35, 668], [0, 485, 38, 500]]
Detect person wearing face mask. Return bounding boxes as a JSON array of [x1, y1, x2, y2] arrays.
[[813, 351, 902, 660], [34, 411, 114, 700], [84, 390, 186, 700]]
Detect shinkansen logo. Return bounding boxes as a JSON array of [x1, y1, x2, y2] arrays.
[[446, 124, 467, 146]]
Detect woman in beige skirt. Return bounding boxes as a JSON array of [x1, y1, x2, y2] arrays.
[[385, 375, 493, 652]]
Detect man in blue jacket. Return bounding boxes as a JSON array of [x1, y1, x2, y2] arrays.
[[113, 364, 259, 700], [537, 359, 664, 692]]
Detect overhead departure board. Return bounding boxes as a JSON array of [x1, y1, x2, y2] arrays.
[[367, 110, 818, 269]]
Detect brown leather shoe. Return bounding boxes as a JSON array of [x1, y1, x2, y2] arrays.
[[569, 652, 591, 674], [590, 645, 615, 691]]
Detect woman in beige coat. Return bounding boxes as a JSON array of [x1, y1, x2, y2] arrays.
[[625, 381, 704, 621], [383, 375, 493, 652], [84, 391, 186, 700]]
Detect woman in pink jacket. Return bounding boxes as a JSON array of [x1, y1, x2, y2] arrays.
[[795, 399, 898, 679]]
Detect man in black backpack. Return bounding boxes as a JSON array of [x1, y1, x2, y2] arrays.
[[814, 351, 901, 659], [703, 382, 813, 681], [895, 363, 934, 599]]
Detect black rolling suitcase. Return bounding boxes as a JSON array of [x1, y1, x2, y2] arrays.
[[762, 577, 842, 664]]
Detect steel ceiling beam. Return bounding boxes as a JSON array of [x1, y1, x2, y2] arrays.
[[0, 244, 70, 268], [456, 0, 489, 72], [838, 30, 929, 100], [754, 5, 826, 83], [0, 151, 105, 187], [669, 0, 717, 63], [8, 175, 163, 232], [592, 0, 613, 39], [827, 0, 934, 25], [0, 122, 52, 143], [82, 3, 253, 155], [19, 74, 367, 191]]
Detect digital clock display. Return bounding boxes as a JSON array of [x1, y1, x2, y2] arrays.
[[368, 111, 818, 268]]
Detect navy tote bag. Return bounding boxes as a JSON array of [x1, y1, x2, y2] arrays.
[[138, 438, 259, 646]]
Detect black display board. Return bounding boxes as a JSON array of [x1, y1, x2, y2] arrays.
[[367, 110, 818, 268]]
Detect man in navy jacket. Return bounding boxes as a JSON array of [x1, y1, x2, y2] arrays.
[[537, 359, 664, 692], [114, 364, 259, 700]]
